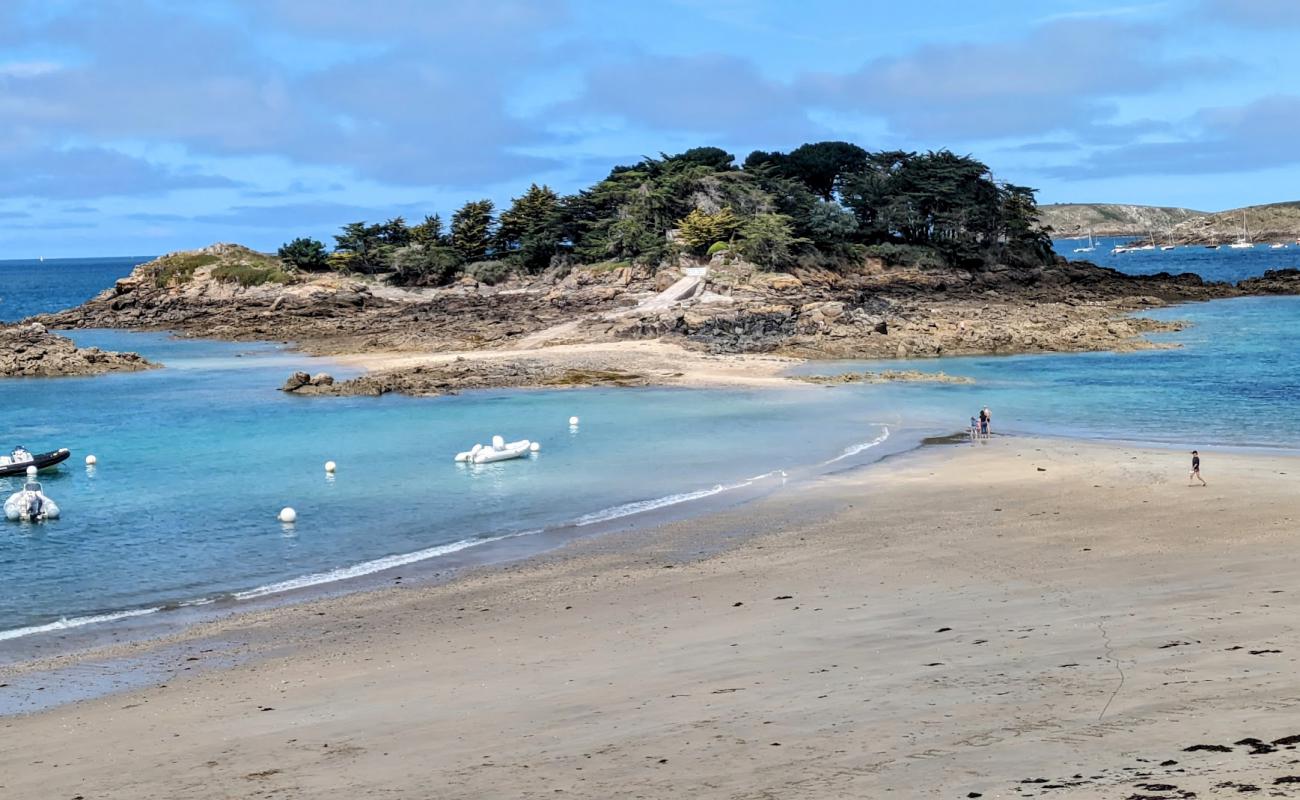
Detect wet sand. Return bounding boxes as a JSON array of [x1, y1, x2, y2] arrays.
[[5, 436, 1300, 798]]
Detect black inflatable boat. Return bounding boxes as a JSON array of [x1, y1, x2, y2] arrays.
[[0, 448, 71, 478]]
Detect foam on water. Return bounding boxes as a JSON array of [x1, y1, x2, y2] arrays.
[[233, 530, 539, 601], [0, 606, 162, 643], [823, 425, 891, 464]]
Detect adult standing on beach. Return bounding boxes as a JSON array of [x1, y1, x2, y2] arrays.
[[979, 407, 991, 439], [1190, 450, 1207, 486]]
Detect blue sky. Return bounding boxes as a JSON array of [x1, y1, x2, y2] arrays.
[[3, 0, 1300, 257]]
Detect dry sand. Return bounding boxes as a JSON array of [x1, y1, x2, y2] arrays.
[[5, 436, 1300, 798]]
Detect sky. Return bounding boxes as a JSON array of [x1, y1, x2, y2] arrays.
[[3, 0, 1300, 258]]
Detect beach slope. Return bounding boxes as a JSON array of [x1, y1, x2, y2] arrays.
[[4, 438, 1300, 798]]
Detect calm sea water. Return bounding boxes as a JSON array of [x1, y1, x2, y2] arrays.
[[1062, 235, 1300, 284], [1, 251, 1297, 641], [0, 256, 149, 322]]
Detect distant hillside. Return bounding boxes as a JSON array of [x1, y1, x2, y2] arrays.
[[1038, 204, 1207, 238], [1168, 201, 1300, 245]]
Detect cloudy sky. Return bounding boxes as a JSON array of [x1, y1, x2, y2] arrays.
[[2, 0, 1298, 257]]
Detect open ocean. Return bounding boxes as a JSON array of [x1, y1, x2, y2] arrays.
[[2, 245, 1299, 643]]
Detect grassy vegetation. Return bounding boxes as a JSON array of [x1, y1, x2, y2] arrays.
[[153, 253, 220, 287], [210, 261, 295, 287]]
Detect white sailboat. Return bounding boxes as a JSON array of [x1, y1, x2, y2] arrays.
[[1229, 211, 1255, 249], [1072, 228, 1096, 253]]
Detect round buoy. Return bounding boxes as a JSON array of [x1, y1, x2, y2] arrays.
[[85, 454, 97, 466], [278, 507, 297, 523], [569, 416, 580, 426], [530, 442, 541, 452], [25, 466, 37, 477], [324, 460, 336, 473]]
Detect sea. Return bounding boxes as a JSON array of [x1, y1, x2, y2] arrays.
[[1, 242, 1298, 646]]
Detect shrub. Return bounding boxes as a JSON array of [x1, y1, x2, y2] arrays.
[[466, 260, 514, 286], [277, 237, 330, 271], [210, 262, 294, 287], [389, 243, 462, 286], [706, 241, 730, 257], [153, 253, 219, 287]]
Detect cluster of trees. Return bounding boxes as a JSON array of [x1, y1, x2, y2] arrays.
[[278, 142, 1054, 286]]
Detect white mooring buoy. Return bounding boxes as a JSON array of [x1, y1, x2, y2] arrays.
[[324, 460, 337, 473], [569, 416, 580, 426], [278, 507, 297, 524], [530, 442, 541, 452], [25, 466, 37, 477], [85, 454, 97, 466]]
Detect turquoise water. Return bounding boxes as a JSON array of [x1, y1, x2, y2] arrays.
[[793, 296, 1300, 450], [0, 331, 898, 637], [2, 254, 1299, 642]]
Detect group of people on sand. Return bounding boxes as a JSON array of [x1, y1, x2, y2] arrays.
[[968, 407, 992, 442], [963, 407, 1208, 487]]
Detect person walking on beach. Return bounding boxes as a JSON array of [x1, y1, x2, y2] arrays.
[[979, 407, 991, 440], [1190, 450, 1207, 486]]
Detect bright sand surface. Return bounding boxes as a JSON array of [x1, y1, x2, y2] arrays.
[[5, 436, 1300, 798]]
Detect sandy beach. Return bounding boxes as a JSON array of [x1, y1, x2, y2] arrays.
[[5, 435, 1300, 798]]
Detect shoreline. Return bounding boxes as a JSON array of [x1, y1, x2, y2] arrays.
[[0, 410, 913, 672], [5, 434, 1300, 797]]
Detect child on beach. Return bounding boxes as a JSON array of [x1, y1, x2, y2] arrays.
[[970, 415, 979, 442], [1190, 450, 1206, 486]]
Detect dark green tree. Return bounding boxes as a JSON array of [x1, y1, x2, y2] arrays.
[[411, 214, 445, 247], [389, 243, 463, 286], [496, 184, 564, 273], [450, 200, 495, 263], [277, 237, 330, 271], [333, 221, 390, 273]]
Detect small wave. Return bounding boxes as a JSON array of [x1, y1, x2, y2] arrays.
[[232, 531, 536, 601], [0, 606, 162, 642], [574, 481, 756, 527], [823, 425, 891, 465]]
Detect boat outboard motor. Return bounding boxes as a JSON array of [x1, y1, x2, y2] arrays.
[[23, 482, 42, 519]]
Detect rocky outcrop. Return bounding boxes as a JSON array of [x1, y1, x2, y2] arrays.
[[32, 242, 1300, 377], [1237, 269, 1300, 294], [281, 360, 648, 397], [37, 245, 644, 355], [0, 323, 156, 377], [799, 370, 974, 385]]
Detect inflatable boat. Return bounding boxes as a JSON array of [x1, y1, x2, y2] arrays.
[[455, 436, 538, 464], [0, 447, 71, 478], [5, 481, 60, 522]]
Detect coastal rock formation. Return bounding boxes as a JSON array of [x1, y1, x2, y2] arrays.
[[32, 242, 1300, 398], [799, 370, 975, 385], [0, 323, 156, 377], [281, 360, 648, 397]]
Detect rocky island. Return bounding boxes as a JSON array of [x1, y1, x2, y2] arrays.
[[26, 145, 1300, 394], [0, 322, 156, 378]]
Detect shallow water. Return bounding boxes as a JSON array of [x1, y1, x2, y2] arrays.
[[2, 252, 1299, 642]]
